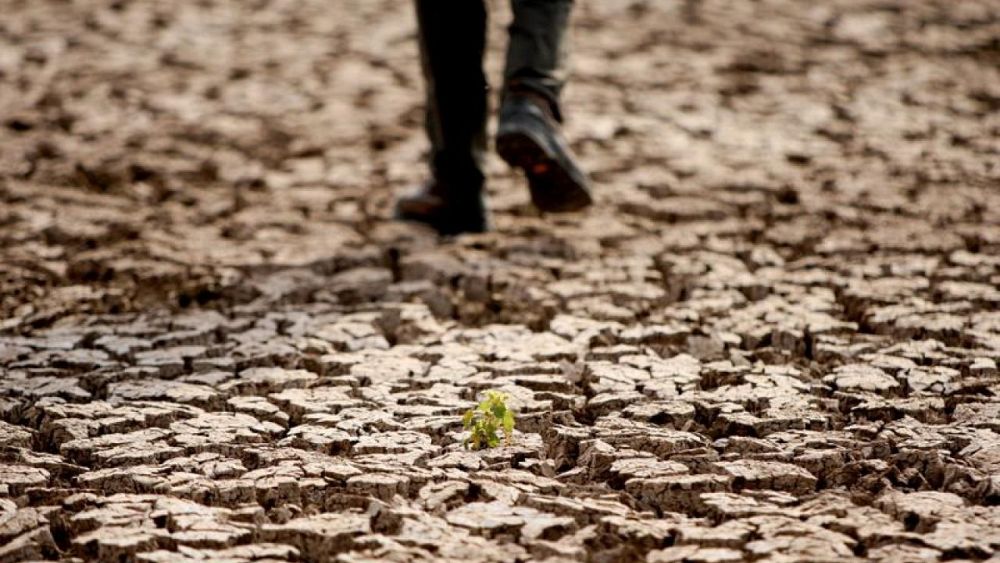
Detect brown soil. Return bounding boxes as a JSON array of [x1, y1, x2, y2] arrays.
[[1, 0, 999, 561]]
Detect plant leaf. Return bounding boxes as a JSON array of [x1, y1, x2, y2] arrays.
[[502, 410, 515, 434], [462, 390, 516, 451]]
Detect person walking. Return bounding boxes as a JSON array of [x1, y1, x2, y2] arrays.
[[395, 0, 593, 235]]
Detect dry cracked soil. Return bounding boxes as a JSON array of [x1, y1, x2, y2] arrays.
[[1, 0, 999, 561]]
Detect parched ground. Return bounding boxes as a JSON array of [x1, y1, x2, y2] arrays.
[[1, 0, 999, 560]]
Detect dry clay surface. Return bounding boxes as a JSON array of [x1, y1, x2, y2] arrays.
[[1, 0, 999, 561]]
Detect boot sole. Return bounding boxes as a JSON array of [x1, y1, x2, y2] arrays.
[[496, 129, 593, 213]]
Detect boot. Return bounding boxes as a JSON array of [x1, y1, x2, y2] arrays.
[[394, 178, 490, 235], [496, 92, 592, 212]]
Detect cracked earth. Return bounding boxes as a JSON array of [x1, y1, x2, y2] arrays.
[[1, 0, 999, 561]]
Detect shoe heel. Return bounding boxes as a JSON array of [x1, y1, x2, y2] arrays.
[[496, 131, 542, 170]]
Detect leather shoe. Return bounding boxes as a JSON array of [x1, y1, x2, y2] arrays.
[[394, 181, 490, 235], [496, 93, 593, 213]]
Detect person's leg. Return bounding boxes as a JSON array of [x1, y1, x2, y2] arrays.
[[417, 0, 489, 185], [497, 0, 591, 213], [503, 0, 573, 120], [395, 0, 491, 235]]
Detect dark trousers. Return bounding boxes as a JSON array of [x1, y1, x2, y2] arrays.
[[415, 0, 573, 187]]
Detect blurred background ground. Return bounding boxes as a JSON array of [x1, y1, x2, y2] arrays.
[[0, 0, 999, 561], [2, 0, 996, 329]]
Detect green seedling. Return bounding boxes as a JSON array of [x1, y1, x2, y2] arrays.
[[462, 390, 515, 450]]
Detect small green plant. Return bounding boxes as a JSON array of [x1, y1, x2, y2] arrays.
[[462, 391, 515, 450]]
